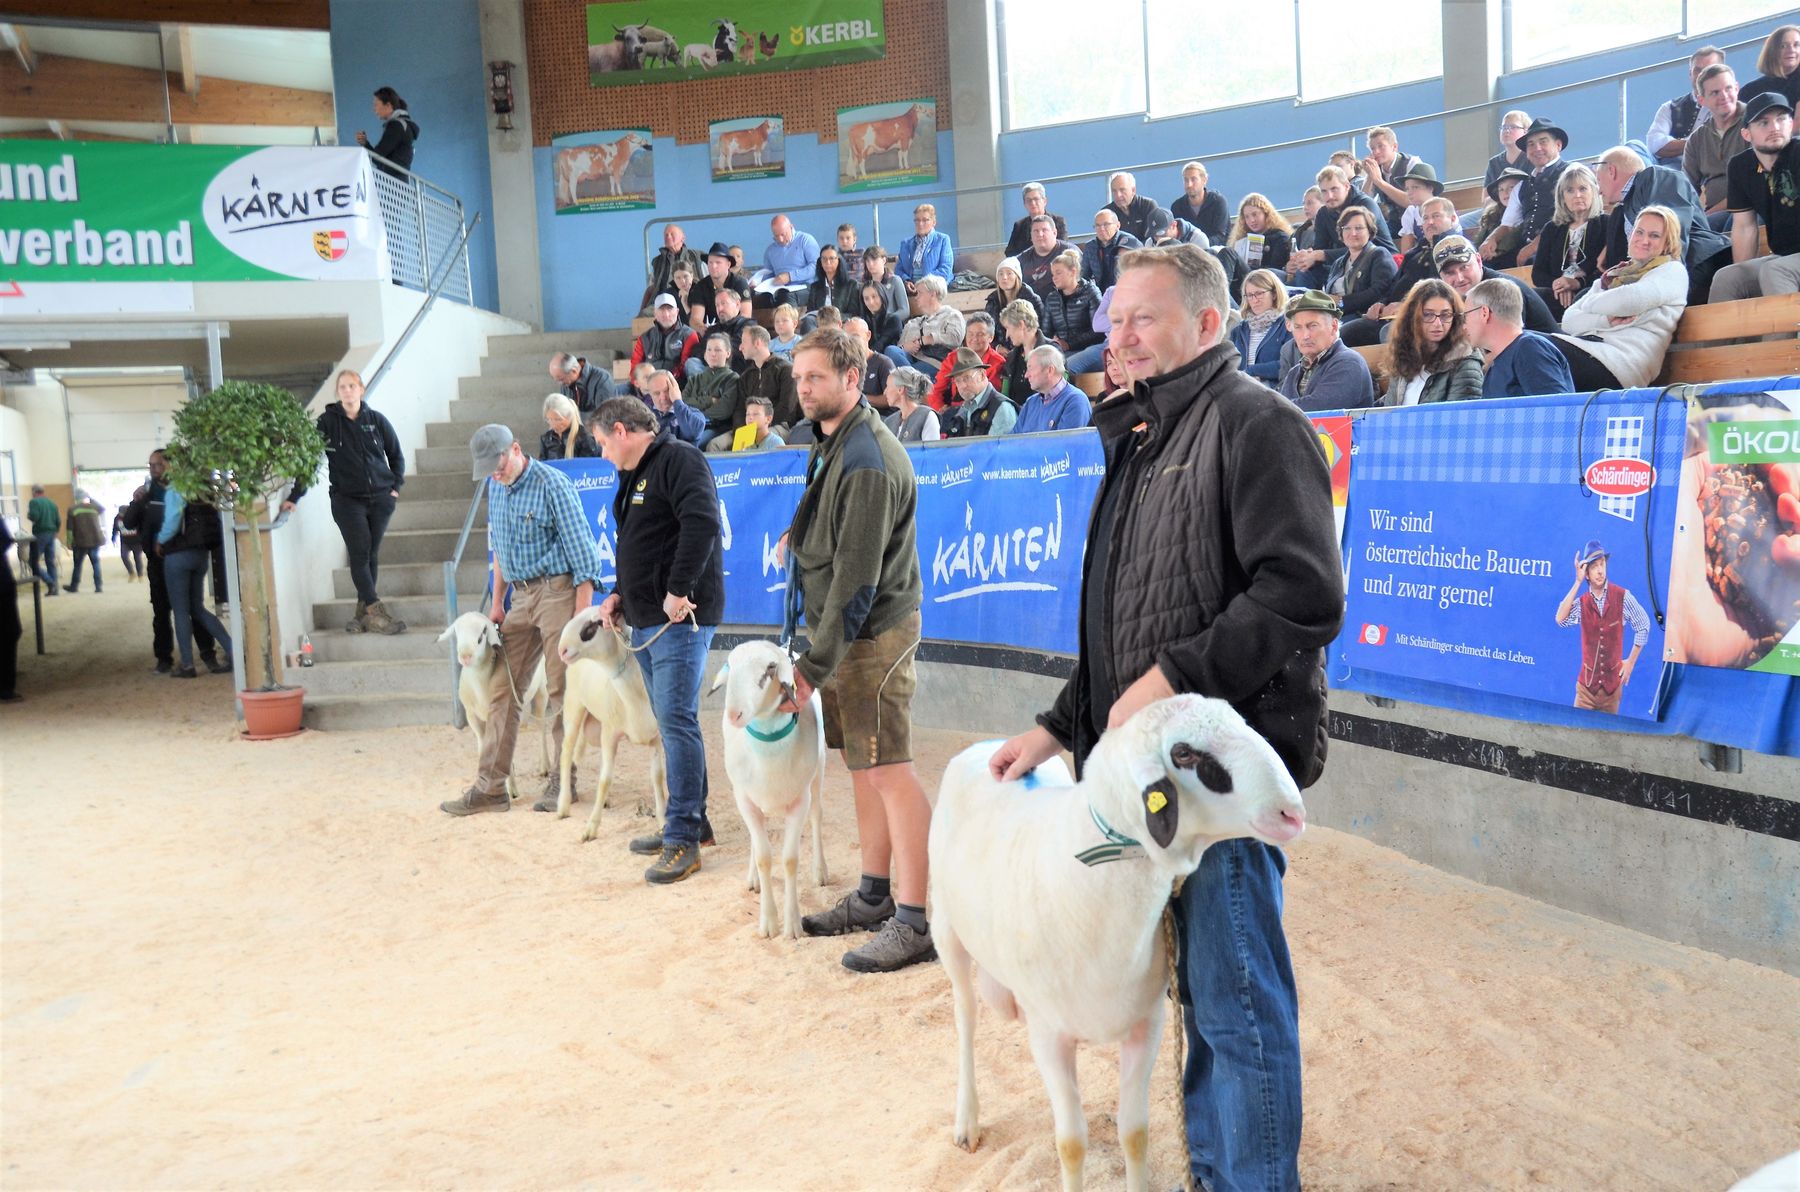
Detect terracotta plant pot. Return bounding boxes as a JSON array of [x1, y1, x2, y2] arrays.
[[239, 686, 306, 740]]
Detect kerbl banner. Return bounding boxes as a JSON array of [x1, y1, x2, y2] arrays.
[[586, 2, 883, 86], [546, 429, 1103, 655], [1336, 393, 1685, 721], [0, 142, 389, 283]]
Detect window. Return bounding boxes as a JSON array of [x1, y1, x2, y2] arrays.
[[1146, 0, 1297, 118], [1297, 0, 1442, 101], [1507, 0, 1682, 70], [999, 0, 1146, 129], [1685, 0, 1794, 37]]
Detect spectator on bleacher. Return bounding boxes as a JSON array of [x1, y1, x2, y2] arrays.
[[540, 394, 600, 461], [1289, 186, 1325, 262], [986, 256, 1045, 326], [1739, 25, 1800, 110], [550, 350, 614, 417], [1288, 165, 1393, 287], [1358, 126, 1421, 234], [1018, 215, 1075, 299], [896, 203, 953, 293], [1551, 206, 1690, 391], [1379, 280, 1483, 406], [1483, 117, 1570, 268], [1081, 209, 1143, 293], [738, 324, 800, 439], [628, 361, 656, 402], [997, 300, 1045, 402], [1005, 183, 1068, 256], [700, 287, 754, 373], [733, 397, 786, 451], [943, 348, 1017, 438], [1684, 64, 1746, 222], [883, 275, 962, 372], [1012, 345, 1091, 434], [728, 245, 748, 277], [1486, 110, 1531, 192], [1648, 46, 1726, 163], [1595, 146, 1733, 305], [1279, 290, 1375, 411], [1229, 268, 1292, 386], [769, 304, 801, 358], [1042, 251, 1108, 373], [843, 317, 894, 403], [1170, 160, 1230, 245], [1434, 235, 1560, 334], [688, 242, 752, 328], [685, 334, 744, 445], [805, 247, 858, 323], [836, 225, 865, 288], [1533, 164, 1607, 319], [669, 262, 698, 323], [882, 367, 941, 442], [645, 370, 708, 446], [1711, 92, 1800, 301], [1472, 166, 1529, 258], [1149, 205, 1208, 251], [1105, 171, 1159, 242], [631, 293, 700, 378], [1393, 162, 1444, 252], [355, 87, 417, 177], [851, 247, 908, 323], [1330, 149, 1364, 192], [1463, 279, 1576, 399], [927, 312, 1005, 410], [1323, 207, 1398, 321], [813, 306, 843, 331], [752, 215, 820, 309], [1344, 196, 1462, 345], [641, 224, 703, 315]]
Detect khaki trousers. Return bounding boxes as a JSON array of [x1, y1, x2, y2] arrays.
[[1573, 682, 1622, 715], [475, 575, 576, 795]]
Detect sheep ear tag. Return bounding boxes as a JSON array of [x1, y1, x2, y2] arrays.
[[1142, 780, 1179, 849]]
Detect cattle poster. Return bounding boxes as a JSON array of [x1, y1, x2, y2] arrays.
[[836, 99, 938, 193], [585, 2, 884, 87], [552, 129, 654, 215], [1663, 389, 1800, 675], [709, 116, 785, 183]]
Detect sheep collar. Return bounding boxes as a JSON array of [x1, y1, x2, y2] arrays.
[[745, 713, 799, 743], [1076, 803, 1146, 866]]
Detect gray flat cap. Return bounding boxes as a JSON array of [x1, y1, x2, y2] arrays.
[[470, 423, 514, 481]]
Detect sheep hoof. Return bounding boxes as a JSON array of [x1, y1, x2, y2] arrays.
[[953, 1128, 981, 1152], [634, 799, 655, 818], [580, 825, 599, 843]]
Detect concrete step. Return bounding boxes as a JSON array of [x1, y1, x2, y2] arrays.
[[300, 658, 447, 697], [480, 353, 559, 379], [447, 395, 556, 426], [417, 444, 480, 474], [387, 496, 482, 532], [308, 624, 453, 663], [428, 419, 542, 449], [458, 374, 568, 402], [401, 471, 483, 502], [332, 557, 487, 600], [371, 526, 487, 565], [484, 329, 634, 357], [312, 591, 471, 631], [303, 691, 451, 731]]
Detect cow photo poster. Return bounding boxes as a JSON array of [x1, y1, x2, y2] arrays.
[[710, 116, 785, 182], [552, 128, 654, 214], [836, 99, 937, 192]]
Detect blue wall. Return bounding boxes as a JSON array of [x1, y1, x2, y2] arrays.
[[538, 130, 957, 332], [329, 0, 500, 313]]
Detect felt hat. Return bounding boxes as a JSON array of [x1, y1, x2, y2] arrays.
[[1521, 117, 1569, 150], [1577, 539, 1610, 567], [1401, 160, 1443, 195], [947, 347, 990, 378], [705, 241, 732, 260], [1286, 289, 1341, 318], [1486, 165, 1532, 203]]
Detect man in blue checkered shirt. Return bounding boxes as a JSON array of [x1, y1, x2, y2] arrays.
[[442, 424, 605, 816]]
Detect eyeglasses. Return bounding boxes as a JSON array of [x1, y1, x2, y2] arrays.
[[1420, 310, 1456, 324], [1463, 304, 1490, 317], [1499, 122, 1526, 131]]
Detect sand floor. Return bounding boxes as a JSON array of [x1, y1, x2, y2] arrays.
[[3, 583, 1798, 1190]]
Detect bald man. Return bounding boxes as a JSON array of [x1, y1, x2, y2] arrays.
[[754, 214, 820, 308]]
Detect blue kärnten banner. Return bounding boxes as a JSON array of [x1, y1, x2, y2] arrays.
[[547, 428, 1104, 655], [1334, 392, 1686, 721]]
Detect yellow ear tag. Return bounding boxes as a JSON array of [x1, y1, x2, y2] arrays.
[[1146, 789, 1168, 814]]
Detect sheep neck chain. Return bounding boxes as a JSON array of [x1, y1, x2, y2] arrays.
[[744, 714, 798, 743], [1076, 803, 1146, 866]]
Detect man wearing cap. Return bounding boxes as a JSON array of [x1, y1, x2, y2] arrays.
[[629, 293, 700, 380], [942, 346, 1016, 437], [1462, 278, 1575, 399], [1593, 145, 1734, 305], [1434, 235, 1560, 334], [1555, 540, 1650, 715], [1710, 92, 1800, 302], [687, 242, 753, 328], [549, 351, 614, 420], [1358, 126, 1421, 233], [1005, 183, 1068, 257], [640, 224, 702, 315], [1279, 290, 1375, 411], [1148, 205, 1208, 249], [1081, 209, 1144, 293], [1104, 171, 1160, 243], [1170, 160, 1231, 245], [443, 425, 606, 817], [1481, 117, 1571, 268], [925, 312, 1005, 411]]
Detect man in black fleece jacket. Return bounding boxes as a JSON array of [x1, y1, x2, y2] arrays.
[[593, 398, 724, 885]]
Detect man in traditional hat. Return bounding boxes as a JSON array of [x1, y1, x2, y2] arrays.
[[1554, 539, 1651, 714], [1481, 116, 1571, 267], [687, 241, 752, 328], [1278, 290, 1375, 411]]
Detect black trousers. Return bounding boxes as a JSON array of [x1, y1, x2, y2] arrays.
[[1, 573, 19, 698], [332, 492, 396, 605], [1553, 337, 1625, 392], [147, 551, 215, 666]]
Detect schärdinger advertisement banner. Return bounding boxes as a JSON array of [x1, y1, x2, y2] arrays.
[[0, 142, 390, 284]]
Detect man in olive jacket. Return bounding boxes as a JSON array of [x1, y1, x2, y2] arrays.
[[991, 243, 1343, 1192]]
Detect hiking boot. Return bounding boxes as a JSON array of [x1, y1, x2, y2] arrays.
[[364, 600, 406, 635], [344, 601, 368, 634], [629, 821, 715, 854], [841, 918, 937, 974], [532, 768, 576, 813], [645, 841, 702, 884], [441, 785, 509, 816], [152, 660, 173, 675], [204, 654, 234, 675], [169, 666, 199, 679], [802, 890, 896, 937]]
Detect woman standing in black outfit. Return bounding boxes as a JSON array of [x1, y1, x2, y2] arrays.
[[355, 87, 419, 175]]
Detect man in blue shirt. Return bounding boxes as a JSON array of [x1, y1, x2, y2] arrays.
[[443, 425, 607, 817], [754, 214, 819, 309], [1011, 345, 1092, 434], [895, 202, 954, 294], [1463, 279, 1575, 399]]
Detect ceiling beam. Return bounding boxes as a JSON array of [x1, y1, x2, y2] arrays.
[[0, 23, 35, 74], [0, 52, 334, 127], [0, 1, 327, 31], [161, 24, 198, 98]]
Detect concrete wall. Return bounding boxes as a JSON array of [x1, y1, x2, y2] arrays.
[[62, 374, 188, 472], [0, 376, 71, 487], [0, 403, 35, 500]]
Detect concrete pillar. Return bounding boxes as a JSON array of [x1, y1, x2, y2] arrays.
[[946, 0, 1004, 252], [479, 0, 544, 329], [1441, 0, 1504, 186]]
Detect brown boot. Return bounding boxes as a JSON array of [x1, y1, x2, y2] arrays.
[[363, 600, 407, 635], [344, 600, 368, 634]]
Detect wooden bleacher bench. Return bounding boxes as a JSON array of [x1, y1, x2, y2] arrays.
[[1071, 372, 1107, 398], [612, 358, 633, 382], [955, 246, 1003, 278], [630, 315, 653, 336], [945, 288, 994, 314], [1501, 265, 1533, 282]]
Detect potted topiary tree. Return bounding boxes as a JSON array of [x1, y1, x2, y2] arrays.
[[165, 379, 325, 738]]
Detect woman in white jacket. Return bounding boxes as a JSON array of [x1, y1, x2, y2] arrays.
[[1550, 205, 1688, 391]]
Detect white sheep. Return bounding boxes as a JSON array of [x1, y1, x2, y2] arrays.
[[708, 640, 828, 939], [554, 606, 668, 842], [680, 43, 718, 69], [929, 694, 1307, 1192], [436, 612, 550, 797]]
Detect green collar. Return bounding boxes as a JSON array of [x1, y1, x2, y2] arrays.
[[745, 714, 798, 743], [1075, 804, 1145, 867]]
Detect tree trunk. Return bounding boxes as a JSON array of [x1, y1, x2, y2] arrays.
[[239, 499, 277, 691]]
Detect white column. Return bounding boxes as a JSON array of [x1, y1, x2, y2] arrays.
[[479, 0, 545, 329], [1441, 0, 1504, 186], [946, 0, 1004, 251]]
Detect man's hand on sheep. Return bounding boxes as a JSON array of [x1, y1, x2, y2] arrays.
[[597, 592, 623, 631], [988, 725, 1060, 783], [1106, 664, 1176, 730]]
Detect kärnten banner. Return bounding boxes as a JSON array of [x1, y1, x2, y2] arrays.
[[0, 142, 389, 284], [586, 2, 884, 86]]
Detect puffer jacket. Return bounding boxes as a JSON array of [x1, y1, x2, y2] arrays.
[[1039, 342, 1345, 786], [1380, 351, 1486, 406], [1040, 278, 1105, 352], [1553, 259, 1689, 389]]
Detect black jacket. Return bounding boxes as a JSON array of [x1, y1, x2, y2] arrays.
[[1313, 193, 1395, 264], [806, 272, 859, 316], [740, 355, 800, 428], [1171, 190, 1231, 244], [1105, 195, 1159, 243], [540, 425, 600, 461], [610, 426, 724, 627], [1483, 267, 1560, 334], [1532, 217, 1607, 310], [1231, 227, 1292, 273], [1005, 213, 1068, 256], [1041, 279, 1105, 352], [290, 402, 405, 502], [689, 273, 752, 323], [862, 308, 904, 354], [369, 110, 418, 174], [1325, 247, 1399, 318], [1080, 232, 1143, 293], [564, 362, 616, 417]]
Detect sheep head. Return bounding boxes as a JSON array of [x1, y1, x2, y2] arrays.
[[438, 612, 501, 668], [711, 640, 796, 730], [558, 604, 627, 667]]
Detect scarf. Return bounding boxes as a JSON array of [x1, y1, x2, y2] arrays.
[[1244, 309, 1283, 337], [1599, 253, 1674, 291]]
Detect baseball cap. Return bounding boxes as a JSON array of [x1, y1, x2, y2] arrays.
[[1433, 235, 1478, 268], [653, 292, 679, 309], [1746, 92, 1796, 124], [947, 347, 989, 378], [1286, 290, 1341, 317], [470, 424, 515, 481], [1146, 206, 1175, 241]]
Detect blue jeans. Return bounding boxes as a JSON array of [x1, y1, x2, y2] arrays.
[[630, 621, 716, 846], [28, 533, 57, 589], [882, 345, 941, 372], [163, 547, 232, 669], [1064, 342, 1106, 373], [1174, 838, 1301, 1192], [69, 546, 102, 590]]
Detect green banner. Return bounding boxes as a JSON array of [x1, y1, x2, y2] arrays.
[[586, 2, 883, 86], [1708, 418, 1800, 465], [0, 141, 389, 284]]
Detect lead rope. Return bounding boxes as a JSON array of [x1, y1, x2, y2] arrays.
[[1162, 884, 1197, 1192], [619, 606, 698, 653]]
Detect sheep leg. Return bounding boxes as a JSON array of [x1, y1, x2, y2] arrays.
[[939, 918, 981, 1152], [778, 797, 805, 939], [648, 738, 670, 824], [737, 791, 776, 935], [808, 764, 828, 886], [594, 729, 623, 809], [556, 707, 586, 819], [1026, 1024, 1087, 1192], [1116, 1000, 1164, 1192]]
